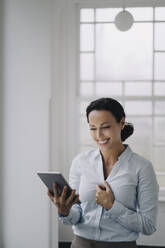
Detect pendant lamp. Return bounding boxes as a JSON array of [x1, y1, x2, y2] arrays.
[[115, 1, 134, 31]]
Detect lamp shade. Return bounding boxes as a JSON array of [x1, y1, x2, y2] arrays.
[[115, 10, 134, 31]]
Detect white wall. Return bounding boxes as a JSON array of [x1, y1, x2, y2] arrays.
[[0, 0, 4, 246], [2, 0, 53, 247]]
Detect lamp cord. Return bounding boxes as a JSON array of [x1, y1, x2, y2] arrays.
[[123, 0, 126, 11]]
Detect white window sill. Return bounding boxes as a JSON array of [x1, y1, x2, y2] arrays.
[[158, 187, 165, 202]]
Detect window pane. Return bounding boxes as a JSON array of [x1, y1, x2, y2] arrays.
[[127, 7, 153, 21], [96, 8, 122, 22], [130, 144, 152, 161], [125, 101, 152, 115], [80, 9, 94, 22], [153, 146, 165, 172], [154, 82, 165, 96], [80, 24, 94, 51], [79, 116, 92, 144], [156, 175, 165, 187], [155, 53, 165, 80], [80, 82, 93, 96], [155, 101, 165, 115], [126, 117, 152, 160], [96, 82, 122, 96], [155, 7, 165, 21], [125, 82, 152, 96], [80, 101, 90, 115], [154, 117, 165, 143], [155, 23, 165, 50], [80, 53, 94, 81], [96, 23, 152, 81]]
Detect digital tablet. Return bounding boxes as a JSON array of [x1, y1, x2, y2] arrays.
[[37, 171, 80, 203]]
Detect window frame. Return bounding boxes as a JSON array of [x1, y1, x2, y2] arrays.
[[75, 0, 165, 201]]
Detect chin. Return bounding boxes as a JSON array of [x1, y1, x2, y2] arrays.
[[98, 144, 112, 151]]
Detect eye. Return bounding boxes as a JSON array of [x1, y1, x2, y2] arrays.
[[89, 126, 111, 130], [102, 126, 111, 129], [89, 128, 96, 131]]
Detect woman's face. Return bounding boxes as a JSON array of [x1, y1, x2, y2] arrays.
[[88, 110, 125, 151]]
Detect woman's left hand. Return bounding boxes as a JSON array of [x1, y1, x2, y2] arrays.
[[96, 181, 115, 210]]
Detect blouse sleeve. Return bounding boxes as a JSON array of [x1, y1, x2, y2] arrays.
[[105, 161, 159, 235], [58, 155, 82, 225]]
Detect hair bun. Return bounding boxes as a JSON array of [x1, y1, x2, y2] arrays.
[[125, 122, 134, 127], [121, 122, 134, 142]]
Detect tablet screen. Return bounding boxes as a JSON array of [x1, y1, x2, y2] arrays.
[[37, 172, 73, 198]]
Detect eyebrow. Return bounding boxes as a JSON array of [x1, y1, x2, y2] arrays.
[[89, 122, 111, 127]]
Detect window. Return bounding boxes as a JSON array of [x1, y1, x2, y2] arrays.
[[77, 7, 165, 190]]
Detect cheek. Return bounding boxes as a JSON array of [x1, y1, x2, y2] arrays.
[[108, 128, 120, 139], [104, 129, 111, 136], [113, 129, 121, 139], [89, 131, 95, 139]]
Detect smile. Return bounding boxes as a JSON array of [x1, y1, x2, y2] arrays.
[[98, 138, 110, 144]]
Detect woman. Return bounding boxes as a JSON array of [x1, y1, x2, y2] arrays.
[[48, 97, 159, 248]]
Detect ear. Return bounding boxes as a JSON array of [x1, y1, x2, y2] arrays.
[[120, 117, 125, 130]]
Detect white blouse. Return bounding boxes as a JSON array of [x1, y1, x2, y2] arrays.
[[58, 144, 159, 242]]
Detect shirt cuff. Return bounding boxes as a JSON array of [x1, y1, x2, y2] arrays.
[[58, 209, 75, 225], [104, 200, 126, 219]]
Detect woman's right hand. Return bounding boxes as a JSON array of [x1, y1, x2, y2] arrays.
[[47, 183, 79, 216]]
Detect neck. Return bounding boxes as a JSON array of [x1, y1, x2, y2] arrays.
[[100, 143, 126, 166]]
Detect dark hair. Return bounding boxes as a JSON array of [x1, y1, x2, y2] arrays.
[[86, 97, 134, 142]]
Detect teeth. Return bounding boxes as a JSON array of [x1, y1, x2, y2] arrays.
[[99, 139, 109, 144]]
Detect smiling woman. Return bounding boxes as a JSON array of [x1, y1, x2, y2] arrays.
[[51, 97, 160, 248], [86, 98, 134, 146], [86, 98, 134, 178]]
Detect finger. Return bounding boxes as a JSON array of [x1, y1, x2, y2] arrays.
[[48, 191, 54, 201], [47, 191, 54, 201], [99, 185, 106, 190], [61, 186, 67, 201], [72, 194, 79, 205], [66, 189, 76, 204], [48, 190, 53, 197], [104, 181, 111, 192], [53, 183, 59, 199], [96, 185, 101, 191]]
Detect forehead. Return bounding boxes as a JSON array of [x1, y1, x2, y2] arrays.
[[88, 110, 116, 124]]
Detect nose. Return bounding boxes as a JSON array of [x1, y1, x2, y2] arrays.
[[96, 128, 103, 140]]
